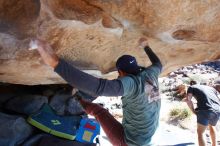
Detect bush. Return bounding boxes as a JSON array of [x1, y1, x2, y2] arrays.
[[169, 107, 192, 120]]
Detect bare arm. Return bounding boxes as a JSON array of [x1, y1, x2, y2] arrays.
[[186, 93, 196, 114]]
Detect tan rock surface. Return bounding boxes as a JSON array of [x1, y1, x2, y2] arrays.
[[0, 0, 220, 85]]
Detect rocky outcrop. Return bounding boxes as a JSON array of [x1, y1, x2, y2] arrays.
[[0, 0, 220, 85], [0, 113, 33, 146]]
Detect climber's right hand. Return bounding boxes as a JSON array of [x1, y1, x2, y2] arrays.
[[35, 39, 59, 68]]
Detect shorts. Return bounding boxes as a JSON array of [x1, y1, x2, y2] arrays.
[[196, 110, 219, 126]]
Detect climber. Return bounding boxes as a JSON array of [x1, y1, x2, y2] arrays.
[[35, 37, 162, 146]]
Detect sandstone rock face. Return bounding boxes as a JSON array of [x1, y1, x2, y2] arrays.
[[0, 0, 220, 85]]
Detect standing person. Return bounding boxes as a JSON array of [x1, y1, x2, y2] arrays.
[[185, 84, 220, 146], [35, 37, 162, 146]]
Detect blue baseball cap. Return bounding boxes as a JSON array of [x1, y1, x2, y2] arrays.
[[116, 55, 140, 74]]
